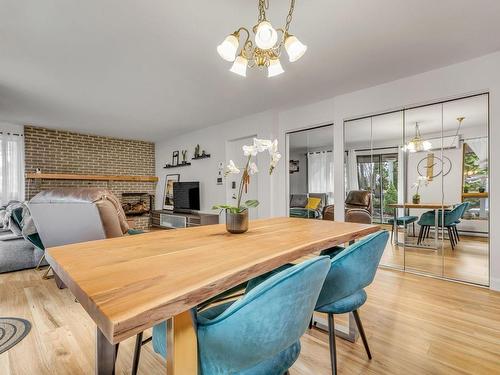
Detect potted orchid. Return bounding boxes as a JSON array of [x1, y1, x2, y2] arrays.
[[213, 138, 281, 234], [411, 176, 429, 204]]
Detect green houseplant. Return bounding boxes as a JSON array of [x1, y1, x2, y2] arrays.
[[213, 138, 281, 234]]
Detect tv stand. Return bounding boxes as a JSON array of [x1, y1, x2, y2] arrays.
[[152, 210, 219, 229]]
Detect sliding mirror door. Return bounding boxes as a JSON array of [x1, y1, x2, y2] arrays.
[[442, 94, 489, 285], [345, 112, 404, 269], [403, 103, 445, 276], [288, 125, 334, 220], [344, 94, 489, 286]]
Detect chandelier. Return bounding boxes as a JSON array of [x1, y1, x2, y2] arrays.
[[217, 0, 307, 78], [403, 122, 432, 153]]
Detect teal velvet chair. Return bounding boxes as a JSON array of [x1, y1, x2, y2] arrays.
[[417, 202, 469, 250], [11, 206, 47, 272], [149, 256, 330, 375], [315, 230, 389, 375]]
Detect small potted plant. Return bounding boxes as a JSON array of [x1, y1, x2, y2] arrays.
[[213, 138, 281, 234], [411, 176, 429, 204]]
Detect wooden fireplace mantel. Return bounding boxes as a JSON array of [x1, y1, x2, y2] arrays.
[[26, 173, 158, 183]]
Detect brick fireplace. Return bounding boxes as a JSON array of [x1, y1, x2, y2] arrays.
[[24, 126, 156, 230]]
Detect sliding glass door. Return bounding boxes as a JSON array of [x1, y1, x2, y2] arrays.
[[344, 94, 490, 286]]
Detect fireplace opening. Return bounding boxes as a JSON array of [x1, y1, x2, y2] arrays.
[[121, 192, 153, 216]]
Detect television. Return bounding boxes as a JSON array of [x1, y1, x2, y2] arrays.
[[173, 182, 200, 212]]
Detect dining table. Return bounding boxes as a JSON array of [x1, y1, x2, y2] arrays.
[[46, 217, 380, 374], [387, 203, 452, 249]]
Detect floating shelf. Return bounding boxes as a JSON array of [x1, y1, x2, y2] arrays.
[[192, 154, 211, 160], [462, 192, 489, 198], [26, 173, 158, 182], [164, 163, 191, 169]]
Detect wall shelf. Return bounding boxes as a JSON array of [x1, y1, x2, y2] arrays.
[[192, 154, 211, 160], [164, 163, 191, 169], [25, 173, 158, 183]]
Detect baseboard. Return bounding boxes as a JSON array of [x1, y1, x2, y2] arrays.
[[490, 277, 500, 292]]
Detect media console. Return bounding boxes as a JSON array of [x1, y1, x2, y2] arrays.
[[152, 210, 219, 229]]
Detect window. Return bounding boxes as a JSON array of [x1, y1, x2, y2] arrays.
[[0, 132, 25, 205]]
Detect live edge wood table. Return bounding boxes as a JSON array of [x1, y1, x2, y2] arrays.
[[46, 217, 379, 375]]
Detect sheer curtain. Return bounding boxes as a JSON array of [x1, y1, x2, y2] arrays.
[[307, 151, 334, 202], [0, 133, 25, 205]]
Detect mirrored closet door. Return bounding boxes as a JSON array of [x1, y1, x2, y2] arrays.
[[287, 125, 334, 221], [344, 94, 489, 286]]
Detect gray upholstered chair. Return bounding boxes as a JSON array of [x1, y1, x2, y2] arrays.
[[28, 188, 131, 287]]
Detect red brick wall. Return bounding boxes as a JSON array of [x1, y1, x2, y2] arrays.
[[24, 126, 156, 230]]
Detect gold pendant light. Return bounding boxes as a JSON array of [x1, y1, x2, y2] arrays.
[[217, 0, 307, 78]]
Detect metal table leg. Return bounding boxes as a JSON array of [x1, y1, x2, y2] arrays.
[[96, 327, 118, 375], [312, 312, 358, 343]]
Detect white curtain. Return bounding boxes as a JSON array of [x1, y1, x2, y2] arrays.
[[347, 149, 359, 191], [0, 133, 25, 205], [307, 151, 334, 201]]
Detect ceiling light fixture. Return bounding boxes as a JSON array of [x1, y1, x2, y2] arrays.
[[217, 0, 307, 78], [403, 122, 432, 153]]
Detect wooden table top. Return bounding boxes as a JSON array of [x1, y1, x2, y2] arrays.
[[387, 203, 452, 209], [46, 217, 379, 344]]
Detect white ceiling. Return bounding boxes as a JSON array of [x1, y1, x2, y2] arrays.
[[1, 1, 500, 141]]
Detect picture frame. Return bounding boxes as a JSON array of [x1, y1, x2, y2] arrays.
[[289, 160, 300, 174], [163, 174, 180, 210]]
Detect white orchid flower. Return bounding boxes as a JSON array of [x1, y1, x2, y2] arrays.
[[271, 151, 281, 166], [242, 144, 258, 156], [226, 160, 240, 174], [268, 139, 278, 155], [249, 162, 259, 175], [253, 138, 273, 153]]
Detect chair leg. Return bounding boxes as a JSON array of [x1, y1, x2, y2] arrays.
[[390, 227, 394, 243], [417, 226, 423, 245], [35, 253, 46, 271], [352, 310, 372, 360], [42, 266, 54, 280], [454, 226, 460, 242], [327, 313, 337, 375], [132, 332, 143, 375], [413, 223, 416, 237], [447, 227, 455, 250]]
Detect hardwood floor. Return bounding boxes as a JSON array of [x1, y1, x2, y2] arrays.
[[380, 224, 489, 286], [1, 267, 500, 374]]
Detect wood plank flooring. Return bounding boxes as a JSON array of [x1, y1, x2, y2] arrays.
[[1, 267, 500, 374], [380, 224, 489, 286]]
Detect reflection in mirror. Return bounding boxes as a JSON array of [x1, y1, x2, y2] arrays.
[[287, 125, 334, 220], [403, 103, 445, 276], [343, 94, 489, 286], [442, 94, 489, 285], [344, 112, 404, 269]]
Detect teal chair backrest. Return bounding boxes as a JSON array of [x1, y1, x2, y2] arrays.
[[11, 206, 45, 251], [444, 202, 468, 226], [196, 256, 330, 374], [315, 231, 389, 310]]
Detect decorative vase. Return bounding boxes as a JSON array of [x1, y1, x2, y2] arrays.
[[226, 210, 248, 234], [479, 187, 485, 193], [412, 194, 420, 204]]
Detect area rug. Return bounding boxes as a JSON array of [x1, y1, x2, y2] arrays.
[[0, 317, 31, 354]]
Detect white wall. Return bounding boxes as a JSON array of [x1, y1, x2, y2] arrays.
[[156, 51, 500, 290], [289, 150, 308, 195]]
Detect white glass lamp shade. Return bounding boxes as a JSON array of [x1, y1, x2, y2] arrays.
[[422, 140, 432, 151], [268, 58, 284, 78], [230, 55, 248, 77], [284, 35, 307, 62], [217, 34, 239, 62], [255, 21, 278, 49]]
